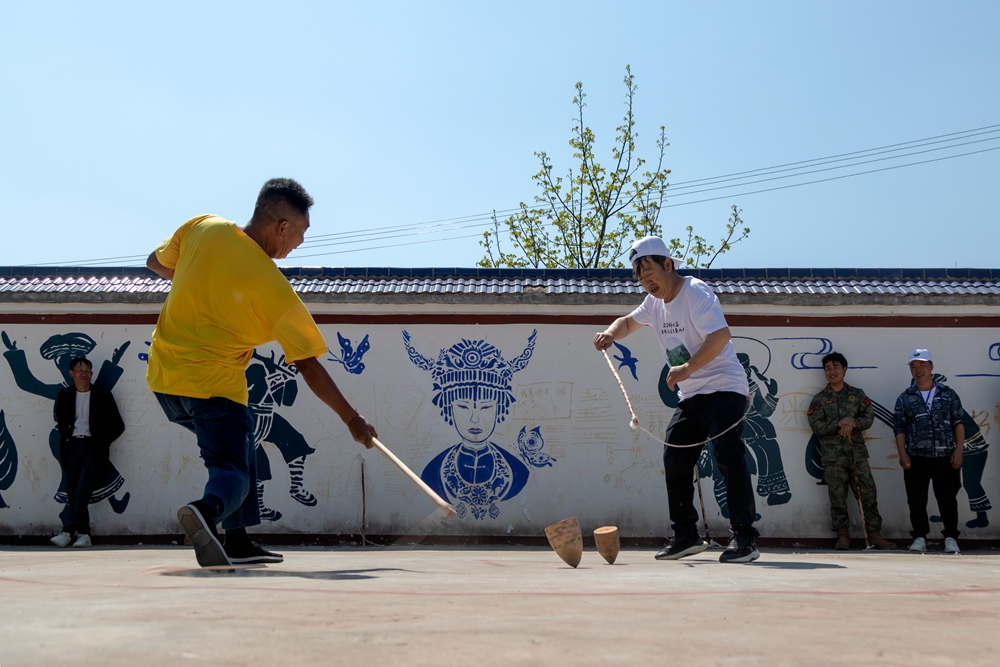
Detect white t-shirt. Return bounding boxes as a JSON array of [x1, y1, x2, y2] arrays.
[[73, 390, 92, 437], [629, 276, 748, 400]]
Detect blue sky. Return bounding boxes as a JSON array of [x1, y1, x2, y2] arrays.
[[1, 1, 997, 269]]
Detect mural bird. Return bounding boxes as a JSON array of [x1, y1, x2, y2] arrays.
[[613, 341, 639, 381], [327, 332, 371, 375]]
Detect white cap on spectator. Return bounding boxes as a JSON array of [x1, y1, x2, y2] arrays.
[[629, 236, 683, 269], [907, 349, 933, 365]]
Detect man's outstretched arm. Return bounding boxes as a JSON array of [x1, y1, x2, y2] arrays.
[[146, 252, 174, 280], [293, 356, 376, 449], [593, 315, 643, 350]]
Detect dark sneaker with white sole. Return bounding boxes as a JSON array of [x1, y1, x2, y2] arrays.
[[226, 540, 284, 564], [719, 532, 760, 563], [655, 534, 708, 560], [177, 503, 232, 568]]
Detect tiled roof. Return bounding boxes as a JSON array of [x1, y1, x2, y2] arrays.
[[0, 266, 997, 298]]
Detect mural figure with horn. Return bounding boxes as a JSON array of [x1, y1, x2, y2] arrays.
[[402, 330, 554, 520]]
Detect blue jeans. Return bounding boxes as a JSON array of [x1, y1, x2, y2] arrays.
[[154, 393, 260, 530]]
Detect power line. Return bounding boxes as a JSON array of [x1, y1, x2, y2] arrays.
[[290, 136, 1000, 255], [667, 122, 1000, 187], [294, 127, 1000, 247], [662, 135, 1000, 197], [291, 146, 1000, 258], [659, 145, 1000, 209], [21, 124, 999, 266], [291, 123, 1000, 244], [290, 231, 492, 260]]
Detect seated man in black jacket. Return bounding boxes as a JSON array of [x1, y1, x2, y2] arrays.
[[50, 357, 125, 548]]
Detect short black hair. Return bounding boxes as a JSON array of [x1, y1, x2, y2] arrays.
[[69, 357, 92, 370], [822, 352, 848, 368], [253, 178, 314, 222], [630, 253, 670, 279]]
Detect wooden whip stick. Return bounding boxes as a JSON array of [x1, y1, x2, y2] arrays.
[[847, 438, 872, 550], [370, 437, 457, 518], [695, 471, 711, 545]]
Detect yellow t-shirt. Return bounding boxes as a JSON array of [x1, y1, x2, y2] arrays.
[[146, 215, 327, 405]]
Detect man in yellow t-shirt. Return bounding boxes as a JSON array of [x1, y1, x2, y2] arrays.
[[146, 178, 376, 568]]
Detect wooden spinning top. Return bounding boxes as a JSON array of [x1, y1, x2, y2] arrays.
[[545, 517, 583, 568], [594, 526, 620, 564]]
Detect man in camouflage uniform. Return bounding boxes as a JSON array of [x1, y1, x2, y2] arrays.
[[808, 352, 897, 550]]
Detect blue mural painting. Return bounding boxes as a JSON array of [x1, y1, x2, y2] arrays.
[[737, 352, 792, 505], [402, 330, 554, 520], [0, 410, 16, 508], [328, 332, 371, 375], [517, 426, 555, 468], [612, 341, 639, 381], [770, 337, 877, 371], [246, 349, 316, 521], [1, 331, 131, 514], [955, 341, 1000, 378], [658, 337, 791, 520]]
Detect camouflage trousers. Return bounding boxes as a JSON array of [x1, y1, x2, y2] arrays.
[[822, 446, 883, 532]]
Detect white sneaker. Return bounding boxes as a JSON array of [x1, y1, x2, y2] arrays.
[[50, 531, 73, 548], [71, 534, 92, 548], [944, 537, 960, 554], [908, 537, 927, 553]]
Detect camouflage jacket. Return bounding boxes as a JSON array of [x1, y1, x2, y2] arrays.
[[893, 382, 963, 458], [807, 384, 875, 454]]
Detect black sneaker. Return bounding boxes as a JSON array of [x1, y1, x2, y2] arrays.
[[719, 532, 760, 564], [226, 540, 284, 564], [655, 534, 708, 560], [177, 502, 232, 568]]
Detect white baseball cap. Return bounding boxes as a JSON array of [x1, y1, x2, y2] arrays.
[[907, 349, 933, 365], [628, 236, 683, 269]]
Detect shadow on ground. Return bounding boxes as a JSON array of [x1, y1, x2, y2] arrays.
[[749, 561, 846, 570], [156, 567, 410, 580], [680, 560, 845, 570]]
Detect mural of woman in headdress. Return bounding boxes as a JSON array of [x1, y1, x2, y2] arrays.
[[402, 330, 553, 520], [1, 330, 131, 514]]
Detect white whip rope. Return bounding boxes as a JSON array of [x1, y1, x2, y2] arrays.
[[601, 348, 750, 449]]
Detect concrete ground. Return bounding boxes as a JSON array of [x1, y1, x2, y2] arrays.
[[1, 544, 998, 666]]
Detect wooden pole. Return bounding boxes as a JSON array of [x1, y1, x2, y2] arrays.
[[370, 437, 457, 518]]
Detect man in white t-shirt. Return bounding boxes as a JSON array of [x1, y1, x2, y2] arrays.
[[593, 236, 758, 563]]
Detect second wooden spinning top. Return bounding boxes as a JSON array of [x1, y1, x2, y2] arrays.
[[594, 526, 620, 564]]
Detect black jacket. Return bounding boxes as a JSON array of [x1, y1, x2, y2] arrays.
[[54, 385, 125, 457]]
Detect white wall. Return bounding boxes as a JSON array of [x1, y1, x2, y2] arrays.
[[0, 321, 997, 539]]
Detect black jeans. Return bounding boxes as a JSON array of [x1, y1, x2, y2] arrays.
[[663, 391, 757, 538], [60, 437, 103, 535], [904, 454, 961, 539]]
